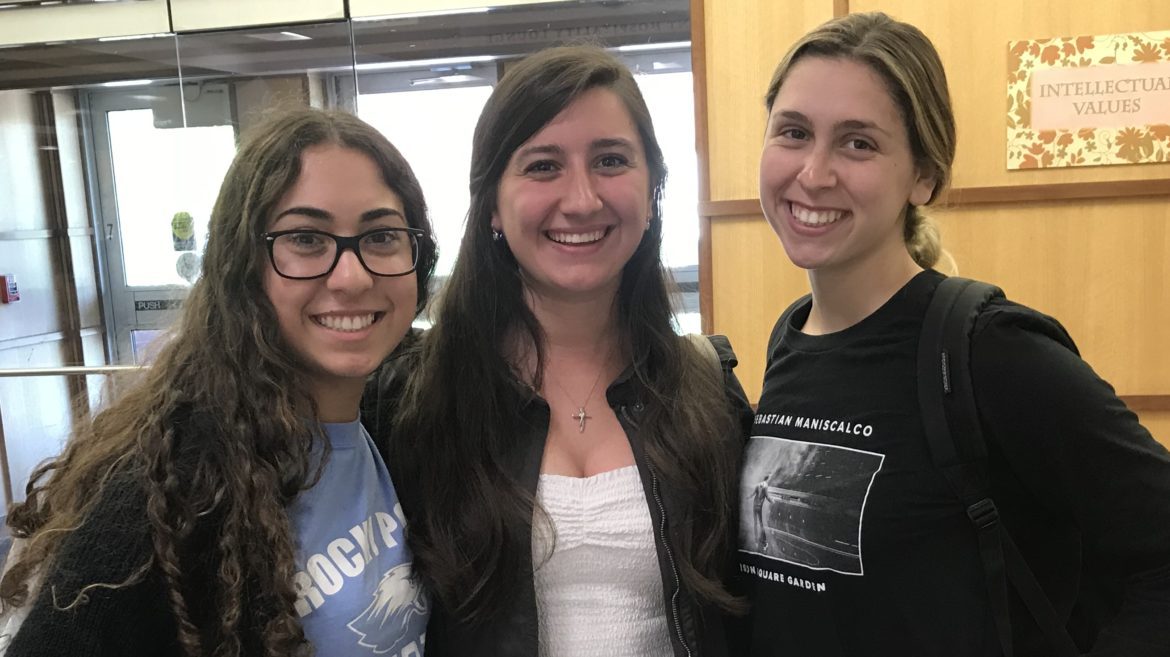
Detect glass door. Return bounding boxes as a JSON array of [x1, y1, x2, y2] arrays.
[[88, 84, 237, 364]]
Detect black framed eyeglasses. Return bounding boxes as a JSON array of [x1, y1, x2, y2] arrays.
[[262, 227, 425, 280]]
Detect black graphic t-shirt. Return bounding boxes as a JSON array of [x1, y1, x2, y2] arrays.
[[740, 271, 994, 656], [738, 270, 1170, 657]]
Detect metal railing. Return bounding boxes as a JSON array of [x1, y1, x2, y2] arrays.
[[0, 365, 142, 506], [0, 365, 141, 378]]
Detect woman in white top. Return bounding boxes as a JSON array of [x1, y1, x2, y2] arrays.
[[374, 45, 753, 657]]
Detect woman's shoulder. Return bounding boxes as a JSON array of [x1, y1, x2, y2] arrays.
[[702, 333, 739, 367], [681, 333, 753, 434], [6, 466, 177, 656], [26, 466, 155, 592], [967, 295, 1104, 428], [684, 332, 739, 370], [971, 296, 1079, 356]]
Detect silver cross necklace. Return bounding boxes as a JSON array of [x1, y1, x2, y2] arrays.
[[549, 348, 611, 433]]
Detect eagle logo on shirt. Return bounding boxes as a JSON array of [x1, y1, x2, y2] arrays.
[[347, 563, 428, 654]]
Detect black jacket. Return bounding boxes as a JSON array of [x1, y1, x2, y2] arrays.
[[364, 332, 754, 657]]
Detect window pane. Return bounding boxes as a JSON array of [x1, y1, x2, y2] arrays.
[[358, 85, 493, 278], [107, 109, 235, 286], [635, 69, 698, 270]]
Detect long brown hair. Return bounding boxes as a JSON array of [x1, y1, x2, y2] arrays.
[[390, 44, 742, 625], [764, 12, 956, 268], [1, 108, 436, 656]]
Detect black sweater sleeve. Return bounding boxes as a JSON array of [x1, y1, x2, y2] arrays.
[[6, 478, 178, 657], [970, 303, 1170, 656]]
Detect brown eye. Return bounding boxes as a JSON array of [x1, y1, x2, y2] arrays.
[[361, 229, 405, 254], [282, 232, 329, 253], [597, 154, 629, 169], [778, 127, 809, 141], [524, 160, 559, 175]]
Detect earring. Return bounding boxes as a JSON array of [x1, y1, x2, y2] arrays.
[[492, 229, 505, 242]]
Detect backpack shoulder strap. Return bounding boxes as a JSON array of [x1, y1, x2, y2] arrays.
[[917, 276, 1078, 657], [918, 276, 1002, 472]]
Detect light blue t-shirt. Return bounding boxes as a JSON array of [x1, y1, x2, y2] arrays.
[[288, 418, 427, 657]]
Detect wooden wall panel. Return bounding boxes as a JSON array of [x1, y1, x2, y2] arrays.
[[1144, 412, 1169, 449], [933, 199, 1169, 395], [703, 0, 836, 202], [710, 215, 805, 399], [849, 0, 1170, 189]]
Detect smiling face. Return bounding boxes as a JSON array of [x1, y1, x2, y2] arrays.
[[760, 56, 935, 279], [263, 144, 418, 418], [491, 86, 651, 305]]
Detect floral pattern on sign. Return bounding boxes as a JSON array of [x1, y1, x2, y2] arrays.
[[1006, 31, 1170, 169]]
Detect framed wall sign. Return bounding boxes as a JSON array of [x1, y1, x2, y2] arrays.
[[1006, 30, 1170, 169]]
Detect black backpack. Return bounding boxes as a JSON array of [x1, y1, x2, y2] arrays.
[[770, 276, 1079, 657]]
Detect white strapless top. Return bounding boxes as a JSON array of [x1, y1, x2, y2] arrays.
[[532, 465, 673, 657]]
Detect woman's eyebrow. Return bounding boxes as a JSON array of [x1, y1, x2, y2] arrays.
[[592, 137, 636, 150], [274, 206, 331, 221], [771, 110, 891, 136], [514, 144, 563, 160], [361, 208, 406, 223], [835, 119, 891, 136], [271, 206, 405, 225], [775, 109, 811, 124]]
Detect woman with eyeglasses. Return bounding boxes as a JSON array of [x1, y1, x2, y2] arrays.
[[0, 108, 437, 657]]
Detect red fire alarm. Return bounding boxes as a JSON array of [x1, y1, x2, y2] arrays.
[[0, 274, 19, 303]]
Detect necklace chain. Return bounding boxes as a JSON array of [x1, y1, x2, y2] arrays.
[[548, 344, 611, 433]]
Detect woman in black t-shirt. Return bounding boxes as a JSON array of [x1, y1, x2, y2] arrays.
[[739, 11, 1170, 657]]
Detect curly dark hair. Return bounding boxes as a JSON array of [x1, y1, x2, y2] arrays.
[[0, 107, 436, 656], [391, 44, 742, 625]]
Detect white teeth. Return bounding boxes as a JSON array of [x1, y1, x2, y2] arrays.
[[316, 314, 376, 332], [791, 204, 845, 226], [547, 229, 606, 244]]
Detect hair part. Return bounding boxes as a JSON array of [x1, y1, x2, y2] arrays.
[[390, 44, 743, 624], [2, 107, 436, 656], [764, 12, 956, 269]]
